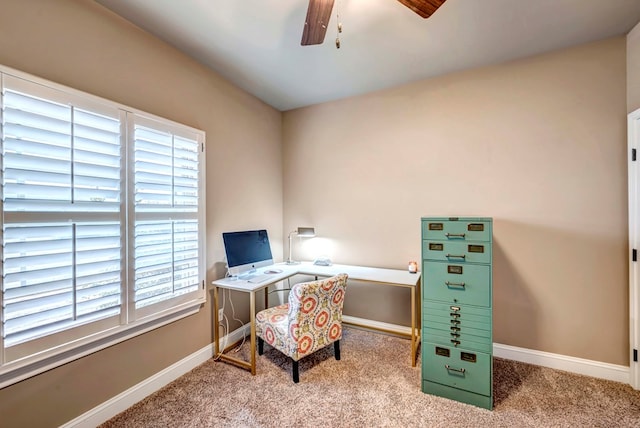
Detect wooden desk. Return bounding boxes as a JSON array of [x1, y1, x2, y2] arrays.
[[211, 262, 421, 375]]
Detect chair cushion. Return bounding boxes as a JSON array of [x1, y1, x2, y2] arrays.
[[256, 304, 290, 353]]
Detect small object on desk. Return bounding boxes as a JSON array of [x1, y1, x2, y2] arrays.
[[408, 261, 418, 273], [265, 269, 282, 274], [247, 274, 270, 283], [313, 257, 332, 266]]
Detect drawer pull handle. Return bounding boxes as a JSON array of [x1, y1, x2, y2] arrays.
[[450, 313, 461, 318], [445, 233, 466, 238], [450, 332, 460, 338], [445, 281, 466, 288], [450, 319, 461, 325], [446, 254, 466, 259], [450, 339, 461, 346], [445, 364, 466, 374], [450, 326, 460, 332]]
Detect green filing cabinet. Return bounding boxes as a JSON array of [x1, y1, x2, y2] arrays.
[[421, 217, 493, 409]]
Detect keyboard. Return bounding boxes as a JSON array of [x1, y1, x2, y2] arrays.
[[243, 274, 270, 284]]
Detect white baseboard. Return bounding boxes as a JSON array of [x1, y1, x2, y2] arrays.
[[62, 318, 633, 427], [61, 323, 251, 428], [344, 316, 630, 384], [493, 342, 630, 384], [343, 315, 413, 336]]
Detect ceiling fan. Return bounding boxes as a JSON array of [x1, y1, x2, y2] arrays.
[[301, 0, 447, 46]]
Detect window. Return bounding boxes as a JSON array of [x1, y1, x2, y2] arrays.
[[130, 115, 203, 318], [0, 69, 206, 387]]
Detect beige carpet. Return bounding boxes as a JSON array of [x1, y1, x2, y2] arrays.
[[101, 327, 640, 427]]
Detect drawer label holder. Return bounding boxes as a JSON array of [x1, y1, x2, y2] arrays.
[[435, 346, 450, 357], [447, 265, 463, 274], [467, 223, 485, 232], [461, 352, 477, 363]]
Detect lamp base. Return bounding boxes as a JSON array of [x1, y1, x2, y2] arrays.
[[286, 260, 301, 265]]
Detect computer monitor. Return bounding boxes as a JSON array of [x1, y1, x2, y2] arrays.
[[222, 229, 274, 277]]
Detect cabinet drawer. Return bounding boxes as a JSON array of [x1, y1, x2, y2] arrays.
[[423, 317, 491, 339], [423, 328, 492, 353], [422, 219, 491, 242], [422, 342, 491, 396], [423, 301, 492, 331], [422, 240, 491, 264], [423, 262, 491, 306]]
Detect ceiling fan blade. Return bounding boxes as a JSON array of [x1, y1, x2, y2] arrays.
[[301, 0, 335, 46], [397, 0, 447, 19]]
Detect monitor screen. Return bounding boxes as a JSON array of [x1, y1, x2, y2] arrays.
[[222, 229, 273, 276]]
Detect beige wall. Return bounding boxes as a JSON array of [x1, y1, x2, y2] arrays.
[[0, 0, 282, 427], [0, 0, 634, 425], [629, 22, 640, 112], [283, 37, 629, 366]]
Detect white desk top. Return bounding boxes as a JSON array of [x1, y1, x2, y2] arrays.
[[210, 261, 421, 292], [295, 262, 420, 286], [210, 266, 297, 292]]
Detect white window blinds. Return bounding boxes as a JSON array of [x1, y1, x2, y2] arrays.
[[0, 70, 205, 384], [3, 85, 122, 211], [3, 222, 122, 347], [2, 78, 124, 349], [131, 118, 202, 313]]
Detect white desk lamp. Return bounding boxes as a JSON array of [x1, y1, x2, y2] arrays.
[[286, 227, 315, 265]]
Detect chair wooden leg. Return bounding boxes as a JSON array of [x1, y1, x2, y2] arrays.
[[258, 337, 264, 355], [334, 340, 341, 360], [292, 359, 299, 383]]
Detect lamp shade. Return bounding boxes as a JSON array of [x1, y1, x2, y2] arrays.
[[297, 227, 315, 237], [286, 227, 316, 264]]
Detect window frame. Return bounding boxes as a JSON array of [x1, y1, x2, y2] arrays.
[[0, 65, 206, 389]]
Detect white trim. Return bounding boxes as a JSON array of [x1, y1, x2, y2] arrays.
[[343, 315, 412, 336], [493, 343, 629, 384], [0, 303, 203, 389], [346, 317, 630, 384], [629, 108, 640, 390]]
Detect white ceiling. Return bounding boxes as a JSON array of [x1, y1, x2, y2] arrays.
[[95, 0, 640, 111]]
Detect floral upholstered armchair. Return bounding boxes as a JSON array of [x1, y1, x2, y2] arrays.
[[255, 273, 348, 383]]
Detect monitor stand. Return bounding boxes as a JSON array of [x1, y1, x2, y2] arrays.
[[237, 268, 258, 280]]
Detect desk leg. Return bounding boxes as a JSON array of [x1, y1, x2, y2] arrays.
[[213, 286, 220, 357], [250, 290, 257, 375], [264, 285, 269, 309], [214, 287, 254, 373], [411, 285, 417, 367]]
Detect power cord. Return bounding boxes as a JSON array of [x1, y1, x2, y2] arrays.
[[228, 290, 246, 353], [218, 268, 246, 354], [213, 288, 229, 361], [216, 269, 293, 357]]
